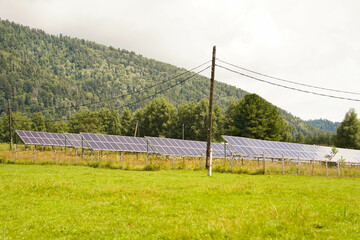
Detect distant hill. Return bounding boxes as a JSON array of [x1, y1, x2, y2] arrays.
[[306, 119, 340, 132], [0, 19, 331, 137]]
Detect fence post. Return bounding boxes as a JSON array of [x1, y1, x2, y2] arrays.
[[97, 151, 100, 167], [146, 139, 149, 170], [64, 135, 67, 155], [297, 157, 300, 175], [312, 159, 315, 176], [172, 155, 175, 170], [54, 149, 56, 164], [120, 152, 123, 169], [282, 154, 284, 174], [202, 155, 205, 169], [14, 147, 16, 164], [326, 159, 328, 177], [33, 148, 36, 164], [262, 154, 266, 175], [75, 149, 77, 166], [230, 155, 233, 173], [337, 160, 340, 177], [349, 163, 351, 177]]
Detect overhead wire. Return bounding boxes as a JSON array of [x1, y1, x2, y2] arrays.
[[0, 60, 212, 113], [217, 58, 360, 96], [11, 64, 211, 123], [216, 64, 360, 102]]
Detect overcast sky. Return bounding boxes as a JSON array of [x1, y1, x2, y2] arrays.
[[1, 0, 360, 122]]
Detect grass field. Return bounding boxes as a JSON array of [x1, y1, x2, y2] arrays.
[[0, 165, 359, 239]]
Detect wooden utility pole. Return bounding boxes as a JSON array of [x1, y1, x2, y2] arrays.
[[182, 123, 185, 140], [8, 99, 12, 150], [134, 121, 139, 137], [206, 46, 216, 169]]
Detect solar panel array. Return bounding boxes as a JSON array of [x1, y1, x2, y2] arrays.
[[15, 130, 360, 163], [146, 136, 233, 157], [16, 130, 71, 147], [81, 133, 155, 153], [222, 135, 331, 161]]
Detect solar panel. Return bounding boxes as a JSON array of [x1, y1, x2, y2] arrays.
[[64, 133, 91, 149], [145, 137, 233, 157], [334, 148, 360, 164], [222, 135, 332, 161], [80, 133, 155, 153], [15, 130, 71, 147]]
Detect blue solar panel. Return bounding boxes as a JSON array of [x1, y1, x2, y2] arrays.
[[146, 137, 233, 157], [222, 135, 332, 161], [64, 133, 91, 149], [80, 133, 155, 153], [16, 130, 72, 147]]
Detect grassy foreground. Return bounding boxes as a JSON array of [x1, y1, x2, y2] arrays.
[[0, 165, 359, 239]]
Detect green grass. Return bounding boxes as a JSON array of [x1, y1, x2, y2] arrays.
[[0, 165, 360, 239]]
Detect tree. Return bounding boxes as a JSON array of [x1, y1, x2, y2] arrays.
[[295, 134, 305, 143], [49, 120, 69, 133], [175, 100, 225, 142], [176, 101, 197, 140], [134, 98, 177, 137], [31, 112, 46, 132], [0, 112, 32, 142], [119, 107, 134, 136], [97, 108, 121, 135], [227, 94, 291, 141], [335, 108, 360, 149], [68, 109, 102, 133]]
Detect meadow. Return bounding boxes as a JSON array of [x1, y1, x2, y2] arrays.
[[0, 164, 360, 239]]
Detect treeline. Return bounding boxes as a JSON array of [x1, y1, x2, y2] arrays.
[[1, 94, 344, 148]]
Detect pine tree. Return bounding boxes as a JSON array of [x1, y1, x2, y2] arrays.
[[228, 94, 290, 141], [335, 108, 360, 149]]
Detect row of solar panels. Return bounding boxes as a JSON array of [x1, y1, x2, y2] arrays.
[[222, 135, 360, 163], [15, 130, 232, 158], [15, 130, 360, 162]]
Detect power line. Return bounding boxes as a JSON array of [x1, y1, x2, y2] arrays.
[[11, 65, 211, 123], [217, 58, 360, 96], [62, 60, 212, 110], [1, 60, 212, 113], [216, 64, 360, 102]]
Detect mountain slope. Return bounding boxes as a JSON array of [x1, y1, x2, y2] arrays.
[[306, 119, 340, 132], [0, 19, 329, 137]]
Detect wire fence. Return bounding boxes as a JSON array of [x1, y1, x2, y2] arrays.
[[1, 144, 359, 178]]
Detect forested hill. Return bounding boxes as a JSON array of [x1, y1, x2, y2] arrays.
[[0, 19, 246, 114], [0, 19, 329, 137], [306, 119, 340, 132]]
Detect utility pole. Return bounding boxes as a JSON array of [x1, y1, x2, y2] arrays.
[[182, 123, 185, 140], [206, 46, 216, 169], [8, 99, 12, 150], [134, 121, 139, 137]]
